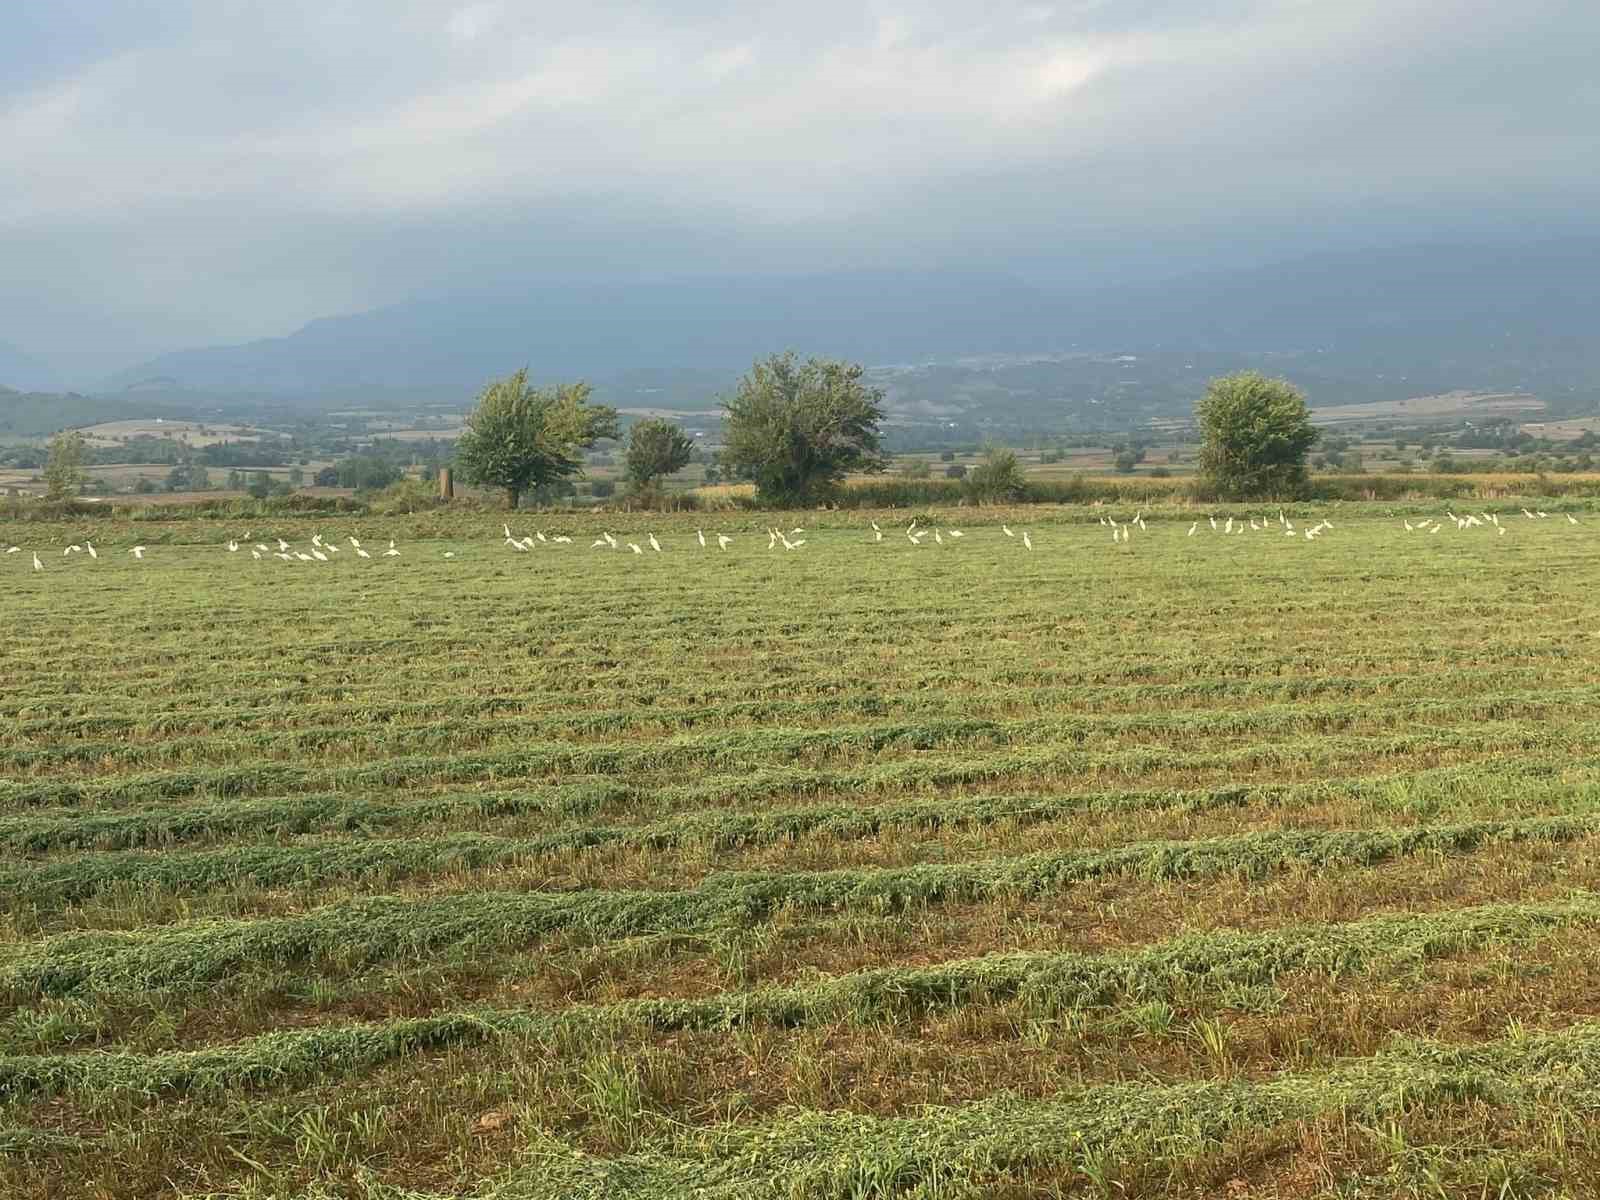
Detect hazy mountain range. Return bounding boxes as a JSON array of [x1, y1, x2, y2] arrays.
[[5, 240, 1598, 431]]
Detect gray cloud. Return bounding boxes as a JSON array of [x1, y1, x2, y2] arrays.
[[3, 0, 1597, 382]]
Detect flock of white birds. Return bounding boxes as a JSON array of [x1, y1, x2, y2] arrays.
[[3, 507, 1583, 572]]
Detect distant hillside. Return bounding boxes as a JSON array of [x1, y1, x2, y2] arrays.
[[0, 341, 58, 392], [0, 389, 195, 439], [99, 241, 1600, 428]]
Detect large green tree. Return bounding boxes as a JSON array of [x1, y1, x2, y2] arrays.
[[720, 353, 888, 506], [455, 370, 619, 509], [1196, 372, 1319, 499], [42, 430, 86, 499], [624, 418, 694, 488]]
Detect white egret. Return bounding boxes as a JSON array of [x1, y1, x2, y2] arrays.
[[628, 542, 643, 555], [717, 534, 732, 551], [349, 537, 361, 549], [933, 530, 944, 545], [444, 551, 456, 559], [1537, 511, 1549, 519], [1022, 532, 1032, 551], [948, 530, 963, 538], [503, 523, 512, 539], [295, 551, 313, 562], [603, 532, 617, 548], [768, 529, 778, 550], [4, 546, 16, 554], [129, 546, 145, 559], [1187, 522, 1197, 536], [227, 540, 239, 552], [63, 545, 80, 555], [697, 529, 706, 548], [32, 553, 43, 571], [648, 534, 662, 552], [310, 549, 329, 562], [592, 538, 609, 548], [251, 549, 262, 560], [1002, 524, 1014, 537], [1569, 514, 1580, 525], [85, 542, 97, 559], [536, 531, 548, 543], [552, 535, 572, 544], [383, 541, 399, 557], [277, 539, 290, 552], [1209, 516, 1217, 530], [1224, 517, 1234, 534]]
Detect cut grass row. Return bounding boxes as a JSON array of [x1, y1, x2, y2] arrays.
[[6, 767, 1600, 912], [3, 893, 1597, 1102], [0, 664, 1570, 744], [11, 688, 1599, 779], [8, 814, 1600, 1003], [324, 1018, 1600, 1200], [0, 754, 1570, 858], [0, 724, 1575, 812]]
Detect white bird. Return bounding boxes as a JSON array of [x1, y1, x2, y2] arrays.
[[325, 542, 340, 553], [1404, 520, 1414, 531], [648, 533, 662, 553], [4, 546, 17, 554], [786, 537, 805, 549], [1499, 526, 1507, 536], [444, 551, 456, 559], [32, 553, 43, 571], [1002, 524, 1014, 537], [277, 539, 290, 552], [1250, 519, 1261, 531], [1569, 514, 1580, 525], [504, 537, 522, 550], [312, 534, 323, 547], [1110, 528, 1118, 544], [503, 523, 512, 540], [697, 529, 706, 548], [1099, 516, 1107, 526], [84, 541, 97, 559], [349, 537, 361, 549], [790, 528, 803, 536], [1522, 508, 1534, 519], [355, 546, 371, 558], [227, 540, 239, 553], [129, 546, 146, 559], [275, 552, 292, 561], [871, 521, 881, 533], [536, 531, 548, 543], [383, 541, 399, 557], [310, 549, 329, 562], [769, 529, 778, 550], [552, 535, 572, 544], [592, 538, 609, 548], [1224, 517, 1234, 534], [603, 532, 618, 548], [875, 528, 884, 542], [933, 530, 944, 545], [1537, 511, 1549, 519], [1022, 532, 1032, 551], [255, 543, 270, 553], [1121, 525, 1131, 542], [251, 549, 262, 560], [1187, 522, 1197, 536], [717, 534, 732, 550], [1209, 516, 1217, 530], [296, 551, 314, 562], [948, 529, 964, 538], [63, 545, 80, 556], [628, 542, 643, 555]]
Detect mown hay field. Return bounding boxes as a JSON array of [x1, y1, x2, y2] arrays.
[[4, 507, 1600, 1198]]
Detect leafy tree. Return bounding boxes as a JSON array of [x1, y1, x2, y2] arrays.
[[1112, 449, 1138, 474], [42, 430, 86, 499], [455, 369, 619, 509], [720, 353, 888, 505], [336, 455, 401, 492], [624, 418, 694, 488], [1195, 372, 1318, 499], [964, 446, 1027, 503], [313, 467, 340, 487]]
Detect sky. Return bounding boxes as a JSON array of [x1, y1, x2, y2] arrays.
[[2, 0, 1597, 383]]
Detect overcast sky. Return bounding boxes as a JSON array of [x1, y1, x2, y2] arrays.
[[3, 0, 1597, 380]]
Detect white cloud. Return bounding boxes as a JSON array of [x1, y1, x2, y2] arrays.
[[0, 0, 1596, 372]]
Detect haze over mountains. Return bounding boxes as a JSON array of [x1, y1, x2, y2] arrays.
[[81, 240, 1598, 411]]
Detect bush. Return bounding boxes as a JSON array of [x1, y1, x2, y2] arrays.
[[963, 447, 1027, 504], [590, 480, 616, 498], [944, 464, 968, 480]]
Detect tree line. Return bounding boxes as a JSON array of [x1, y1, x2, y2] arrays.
[[454, 353, 1320, 508]]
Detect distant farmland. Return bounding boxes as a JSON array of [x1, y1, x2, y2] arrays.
[[5, 505, 1600, 1196]]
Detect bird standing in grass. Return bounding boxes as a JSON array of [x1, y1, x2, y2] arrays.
[[697, 529, 706, 548], [648, 534, 662, 553], [1022, 532, 1032, 551], [718, 534, 732, 551], [33, 552, 43, 571], [129, 546, 145, 560], [1002, 524, 1014, 538]]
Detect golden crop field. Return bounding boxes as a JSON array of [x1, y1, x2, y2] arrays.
[[4, 504, 1600, 1198]]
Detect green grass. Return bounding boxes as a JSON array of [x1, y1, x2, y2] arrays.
[[4, 505, 1600, 1197]]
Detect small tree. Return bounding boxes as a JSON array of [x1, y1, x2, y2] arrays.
[[1112, 450, 1138, 474], [964, 445, 1027, 503], [455, 369, 619, 509], [720, 353, 888, 506], [624, 418, 694, 488], [1195, 372, 1318, 499], [42, 430, 86, 499]]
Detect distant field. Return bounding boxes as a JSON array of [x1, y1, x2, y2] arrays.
[[5, 506, 1600, 1196], [1311, 389, 1544, 425], [77, 419, 276, 448]]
